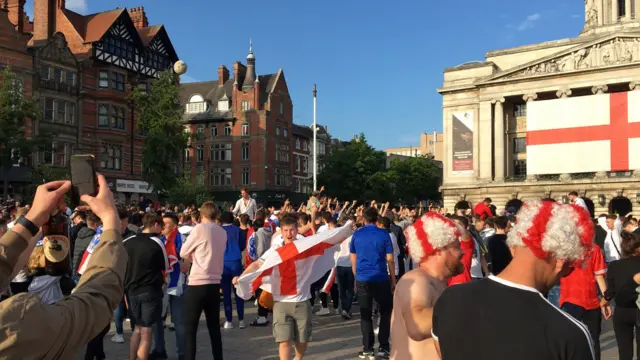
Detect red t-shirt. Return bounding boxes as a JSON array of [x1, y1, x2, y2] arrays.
[[447, 238, 476, 287], [302, 229, 314, 237], [559, 244, 607, 310], [473, 203, 493, 220]]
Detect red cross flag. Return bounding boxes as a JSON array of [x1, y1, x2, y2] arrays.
[[235, 221, 353, 300], [526, 91, 640, 174]]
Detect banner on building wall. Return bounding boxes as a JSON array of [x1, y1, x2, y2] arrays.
[[451, 111, 474, 174]]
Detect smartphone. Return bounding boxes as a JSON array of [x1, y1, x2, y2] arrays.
[[70, 155, 98, 208]]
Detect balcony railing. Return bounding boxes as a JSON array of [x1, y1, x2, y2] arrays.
[[40, 79, 78, 95]]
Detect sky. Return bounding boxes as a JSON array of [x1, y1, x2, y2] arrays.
[[27, 0, 585, 150]]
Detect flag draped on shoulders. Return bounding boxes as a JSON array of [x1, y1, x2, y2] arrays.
[[236, 221, 354, 300], [77, 226, 103, 275], [163, 228, 185, 296]]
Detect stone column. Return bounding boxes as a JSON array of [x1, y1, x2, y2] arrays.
[[626, 0, 632, 19], [598, 0, 605, 24], [523, 94, 538, 182], [634, 0, 640, 19], [492, 97, 505, 182], [478, 101, 493, 180], [592, 84, 608, 94], [613, 0, 619, 22], [556, 88, 572, 98]]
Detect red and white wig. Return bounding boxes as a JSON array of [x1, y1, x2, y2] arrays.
[[507, 200, 594, 262], [404, 212, 461, 265]]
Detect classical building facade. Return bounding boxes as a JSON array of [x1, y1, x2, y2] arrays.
[[2, 1, 178, 201], [385, 132, 444, 161], [439, 0, 640, 216], [180, 44, 297, 204]]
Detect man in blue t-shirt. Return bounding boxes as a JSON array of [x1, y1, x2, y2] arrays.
[[350, 207, 396, 360]]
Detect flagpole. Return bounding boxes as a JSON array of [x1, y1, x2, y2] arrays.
[[313, 84, 317, 192]]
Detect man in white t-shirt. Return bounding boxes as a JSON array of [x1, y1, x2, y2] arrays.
[[568, 191, 590, 215]]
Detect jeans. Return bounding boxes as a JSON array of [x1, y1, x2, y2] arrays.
[[336, 266, 354, 313], [613, 307, 640, 360], [356, 280, 393, 352], [84, 324, 109, 360], [153, 293, 185, 357], [114, 297, 134, 335], [221, 261, 245, 322], [184, 284, 223, 360], [310, 271, 338, 308], [561, 302, 602, 360]]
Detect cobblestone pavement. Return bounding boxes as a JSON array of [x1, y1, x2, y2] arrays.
[[77, 303, 620, 360]]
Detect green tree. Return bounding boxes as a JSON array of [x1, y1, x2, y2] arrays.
[[165, 175, 209, 207], [387, 156, 442, 204], [130, 70, 188, 196], [317, 134, 386, 201], [0, 67, 50, 200]]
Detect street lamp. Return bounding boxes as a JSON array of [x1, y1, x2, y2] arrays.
[[313, 84, 317, 191]]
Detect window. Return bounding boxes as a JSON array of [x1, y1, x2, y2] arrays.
[[211, 125, 218, 137], [54, 68, 62, 83], [218, 100, 229, 111], [210, 168, 232, 186], [302, 157, 308, 173], [186, 95, 208, 114], [67, 103, 76, 124], [296, 179, 301, 192], [224, 123, 232, 136], [277, 150, 289, 162], [40, 64, 50, 80], [242, 168, 250, 185], [98, 105, 109, 127], [514, 104, 527, 117], [274, 168, 289, 186], [42, 142, 55, 165], [241, 101, 251, 111], [514, 160, 527, 177], [62, 143, 71, 167], [242, 124, 249, 136], [196, 145, 204, 162], [111, 72, 125, 92], [319, 144, 325, 155], [618, 0, 626, 17], [57, 99, 66, 122], [111, 106, 126, 130], [280, 102, 284, 115], [296, 139, 301, 149], [276, 126, 280, 136], [184, 148, 191, 163], [197, 125, 205, 136], [211, 143, 232, 161], [242, 142, 250, 160], [296, 156, 301, 171], [99, 71, 109, 89], [513, 137, 526, 153], [66, 71, 75, 86], [303, 140, 308, 151], [100, 144, 122, 170], [284, 128, 288, 137], [44, 99, 54, 121]]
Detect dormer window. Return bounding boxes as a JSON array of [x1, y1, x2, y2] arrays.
[[186, 94, 209, 114], [218, 100, 229, 111]]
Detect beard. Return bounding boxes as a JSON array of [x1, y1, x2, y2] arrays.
[[445, 256, 465, 277]]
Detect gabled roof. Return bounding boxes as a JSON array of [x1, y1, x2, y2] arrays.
[[138, 24, 162, 46], [292, 124, 313, 139], [61, 8, 126, 43]]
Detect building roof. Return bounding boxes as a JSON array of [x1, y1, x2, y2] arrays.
[[292, 124, 313, 138], [137, 24, 162, 45]]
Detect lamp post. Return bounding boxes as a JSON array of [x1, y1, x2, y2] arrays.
[[313, 84, 317, 191]]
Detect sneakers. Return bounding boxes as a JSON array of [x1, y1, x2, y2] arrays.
[[238, 320, 247, 329], [110, 333, 124, 343], [333, 308, 341, 315], [223, 321, 234, 329], [341, 310, 352, 320], [250, 317, 269, 326], [358, 351, 376, 360], [316, 307, 331, 316], [377, 348, 391, 359]]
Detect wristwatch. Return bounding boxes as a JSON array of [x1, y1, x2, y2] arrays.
[[16, 216, 39, 237]]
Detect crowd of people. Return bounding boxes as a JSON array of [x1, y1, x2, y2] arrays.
[[1, 180, 640, 360]]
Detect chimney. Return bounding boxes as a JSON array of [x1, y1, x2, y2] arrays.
[[233, 61, 246, 89], [6, 0, 25, 32], [128, 6, 149, 29], [218, 65, 229, 86], [33, 0, 63, 41]]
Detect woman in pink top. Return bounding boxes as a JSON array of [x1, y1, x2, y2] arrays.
[[179, 202, 227, 360]]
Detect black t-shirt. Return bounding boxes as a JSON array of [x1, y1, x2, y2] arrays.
[[124, 233, 166, 296], [487, 234, 511, 275], [605, 256, 640, 308], [433, 276, 595, 360]]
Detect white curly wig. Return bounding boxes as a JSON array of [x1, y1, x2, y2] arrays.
[[506, 200, 594, 261], [404, 212, 461, 265]]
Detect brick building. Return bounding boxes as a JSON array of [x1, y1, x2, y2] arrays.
[[1, 1, 178, 201], [180, 44, 306, 205]]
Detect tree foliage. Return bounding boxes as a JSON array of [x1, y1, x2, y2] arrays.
[[165, 175, 209, 207], [0, 67, 51, 199], [130, 70, 187, 196], [318, 134, 441, 204]]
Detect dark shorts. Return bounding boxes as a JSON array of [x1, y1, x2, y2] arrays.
[[128, 288, 163, 327]]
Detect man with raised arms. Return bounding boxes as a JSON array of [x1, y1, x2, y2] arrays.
[[390, 212, 466, 360]]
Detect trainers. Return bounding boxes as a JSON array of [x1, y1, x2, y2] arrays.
[[223, 321, 234, 329], [110, 333, 124, 343], [238, 320, 247, 329], [333, 308, 341, 315], [377, 348, 391, 359], [358, 351, 375, 360], [250, 317, 269, 326], [316, 307, 331, 316], [341, 310, 352, 320]]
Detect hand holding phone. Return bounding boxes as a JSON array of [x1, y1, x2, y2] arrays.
[[70, 155, 98, 209]]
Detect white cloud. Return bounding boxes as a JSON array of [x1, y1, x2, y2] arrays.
[[66, 0, 89, 14], [515, 13, 542, 31]]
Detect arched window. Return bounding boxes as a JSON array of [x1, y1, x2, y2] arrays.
[[186, 94, 209, 114]]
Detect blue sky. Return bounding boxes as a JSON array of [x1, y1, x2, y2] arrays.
[[28, 0, 585, 150]]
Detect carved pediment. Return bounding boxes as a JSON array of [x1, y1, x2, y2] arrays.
[[484, 34, 640, 82], [39, 33, 78, 68]]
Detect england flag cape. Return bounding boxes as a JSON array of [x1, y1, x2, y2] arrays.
[[76, 226, 103, 275], [235, 221, 354, 300]]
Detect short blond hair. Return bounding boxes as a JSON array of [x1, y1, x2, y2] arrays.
[[200, 201, 217, 220]]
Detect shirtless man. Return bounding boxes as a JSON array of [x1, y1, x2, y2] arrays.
[[390, 212, 467, 360]]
